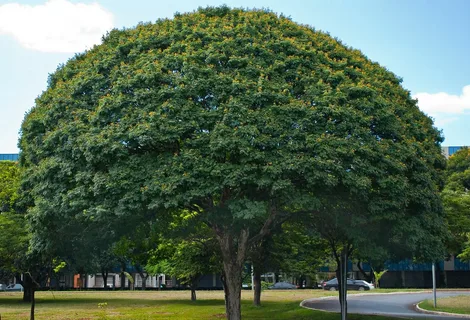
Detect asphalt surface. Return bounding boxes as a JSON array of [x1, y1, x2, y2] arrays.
[[301, 291, 470, 319]]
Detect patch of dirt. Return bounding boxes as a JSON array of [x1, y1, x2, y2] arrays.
[[212, 314, 227, 318]]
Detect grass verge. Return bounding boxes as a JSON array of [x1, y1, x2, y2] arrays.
[[0, 289, 421, 320], [420, 295, 470, 315]]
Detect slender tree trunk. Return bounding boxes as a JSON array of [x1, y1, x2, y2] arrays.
[[101, 268, 109, 289], [216, 229, 250, 320], [253, 268, 262, 306], [356, 261, 373, 283], [191, 287, 197, 301], [120, 262, 126, 290], [138, 271, 148, 290], [190, 276, 200, 301], [30, 287, 35, 320], [335, 249, 349, 320]]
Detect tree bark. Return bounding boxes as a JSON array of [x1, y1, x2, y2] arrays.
[[356, 261, 373, 283], [138, 271, 148, 290], [23, 285, 33, 303], [190, 287, 197, 301], [101, 268, 109, 289], [335, 249, 348, 320], [190, 276, 201, 301], [253, 268, 262, 307], [216, 229, 250, 320], [222, 267, 243, 320], [22, 275, 33, 303], [120, 262, 126, 290], [30, 287, 35, 320]]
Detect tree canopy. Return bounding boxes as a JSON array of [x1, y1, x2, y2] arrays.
[[20, 6, 446, 320], [442, 147, 470, 260]]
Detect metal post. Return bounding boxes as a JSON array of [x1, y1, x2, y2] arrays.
[[432, 262, 437, 308]]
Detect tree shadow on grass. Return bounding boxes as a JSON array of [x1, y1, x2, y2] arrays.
[[0, 295, 225, 308]]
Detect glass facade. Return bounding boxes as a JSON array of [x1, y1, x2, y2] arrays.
[[448, 146, 463, 156], [442, 146, 466, 158], [0, 154, 19, 161]]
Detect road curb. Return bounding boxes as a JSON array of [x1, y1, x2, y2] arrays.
[[415, 301, 470, 318], [299, 296, 338, 313], [300, 290, 470, 317], [299, 291, 429, 313]]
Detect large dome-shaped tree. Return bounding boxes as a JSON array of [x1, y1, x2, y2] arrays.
[[20, 6, 445, 319]]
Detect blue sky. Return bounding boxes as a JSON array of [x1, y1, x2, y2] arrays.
[[1, 0, 469, 153]]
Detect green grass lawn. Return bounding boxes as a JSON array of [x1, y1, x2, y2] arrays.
[[0, 289, 423, 320], [420, 295, 470, 315]]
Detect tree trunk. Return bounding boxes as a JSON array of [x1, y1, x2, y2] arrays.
[[22, 275, 33, 303], [335, 249, 349, 320], [253, 268, 262, 306], [306, 276, 312, 288], [222, 267, 243, 320], [120, 262, 126, 290], [190, 276, 200, 301], [216, 229, 250, 320], [138, 271, 148, 290], [30, 287, 35, 320], [101, 268, 109, 289], [356, 261, 373, 283], [23, 285, 32, 303]]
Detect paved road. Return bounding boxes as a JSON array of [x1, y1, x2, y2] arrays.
[[302, 291, 470, 319]]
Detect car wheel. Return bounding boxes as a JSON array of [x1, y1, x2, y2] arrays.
[[358, 286, 365, 291], [329, 287, 336, 291]]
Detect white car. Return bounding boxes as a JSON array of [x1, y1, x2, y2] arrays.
[[6, 284, 23, 292]]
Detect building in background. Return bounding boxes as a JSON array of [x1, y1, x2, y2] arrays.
[[442, 146, 464, 158], [0, 154, 19, 161]]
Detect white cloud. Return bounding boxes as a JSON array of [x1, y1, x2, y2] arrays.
[[414, 85, 470, 126], [0, 0, 114, 53], [414, 85, 470, 115]]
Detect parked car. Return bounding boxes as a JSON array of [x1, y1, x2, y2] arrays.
[[6, 284, 23, 292], [322, 278, 374, 291], [268, 282, 297, 289], [0, 283, 6, 291]]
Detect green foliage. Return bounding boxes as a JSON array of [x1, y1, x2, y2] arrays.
[[457, 234, 470, 261], [442, 147, 470, 256], [0, 161, 20, 213], [18, 6, 446, 318], [372, 270, 387, 288], [0, 161, 30, 280], [20, 7, 444, 234], [261, 220, 329, 280], [123, 272, 134, 284], [146, 212, 221, 288], [261, 281, 271, 290], [0, 212, 29, 273], [53, 260, 67, 273]]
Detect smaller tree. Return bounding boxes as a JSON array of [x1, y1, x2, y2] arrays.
[[147, 212, 221, 300], [442, 147, 470, 257]]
